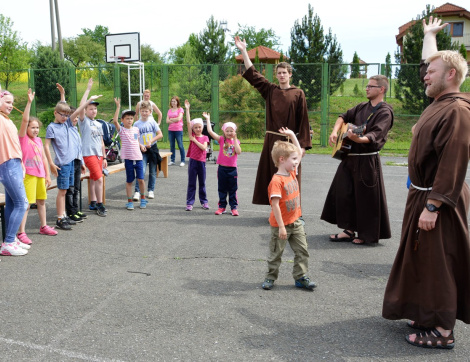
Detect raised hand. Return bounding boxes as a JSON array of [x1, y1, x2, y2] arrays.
[[27, 88, 35, 103], [86, 78, 93, 90], [234, 36, 247, 52], [202, 111, 210, 120], [184, 99, 190, 109], [114, 97, 121, 107], [279, 127, 295, 138], [423, 15, 448, 36]]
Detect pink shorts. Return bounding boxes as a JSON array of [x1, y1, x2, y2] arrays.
[[84, 155, 103, 181]]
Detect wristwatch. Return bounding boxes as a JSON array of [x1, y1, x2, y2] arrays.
[[425, 203, 441, 213]]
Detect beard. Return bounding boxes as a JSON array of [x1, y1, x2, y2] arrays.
[[425, 73, 447, 98]]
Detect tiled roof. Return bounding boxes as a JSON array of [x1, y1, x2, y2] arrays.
[[235, 45, 285, 61], [434, 2, 467, 13]]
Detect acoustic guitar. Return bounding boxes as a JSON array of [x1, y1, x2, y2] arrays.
[[331, 123, 366, 160]]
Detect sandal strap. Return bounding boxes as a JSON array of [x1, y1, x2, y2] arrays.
[[416, 329, 454, 347], [343, 230, 355, 238]]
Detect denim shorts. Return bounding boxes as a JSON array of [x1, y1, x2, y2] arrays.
[[125, 159, 144, 183], [56, 161, 75, 190]]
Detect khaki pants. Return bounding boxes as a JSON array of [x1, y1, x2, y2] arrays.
[[266, 219, 309, 280]]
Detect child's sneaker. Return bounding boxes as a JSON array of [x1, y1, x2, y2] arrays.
[[126, 202, 134, 210], [68, 214, 83, 223], [76, 211, 88, 219], [96, 205, 107, 217], [89, 202, 98, 211], [140, 199, 148, 209], [148, 191, 155, 199], [295, 276, 317, 290], [133, 192, 140, 201], [180, 162, 185, 167], [169, 161, 175, 166], [201, 203, 210, 210], [16, 232, 32, 245], [262, 279, 274, 290], [185, 205, 193, 211], [215, 208, 226, 215], [56, 218, 72, 230], [15, 239, 31, 250], [0, 242, 28, 256], [64, 215, 77, 225], [39, 225, 58, 236], [231, 209, 239, 216]]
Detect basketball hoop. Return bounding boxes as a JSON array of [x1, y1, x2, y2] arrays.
[[110, 55, 126, 63]]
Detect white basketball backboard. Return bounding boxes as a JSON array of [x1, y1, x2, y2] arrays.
[[105, 32, 140, 63]]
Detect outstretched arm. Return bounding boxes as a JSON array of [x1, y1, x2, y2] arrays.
[[202, 112, 220, 142], [79, 78, 93, 120], [422, 16, 448, 60], [112, 98, 121, 132], [234, 36, 253, 69], [279, 127, 302, 162], [19, 88, 35, 137], [71, 94, 102, 124], [56, 83, 66, 102], [184, 99, 192, 137]]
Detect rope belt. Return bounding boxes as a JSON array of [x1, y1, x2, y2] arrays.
[[411, 183, 432, 191], [348, 152, 379, 156]]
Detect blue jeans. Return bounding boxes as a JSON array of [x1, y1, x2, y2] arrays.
[[135, 152, 156, 193], [0, 159, 28, 243], [169, 130, 185, 163]]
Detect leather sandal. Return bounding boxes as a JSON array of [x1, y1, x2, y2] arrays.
[[329, 229, 355, 242], [405, 328, 455, 349]]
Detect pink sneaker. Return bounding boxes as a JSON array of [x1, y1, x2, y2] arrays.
[[215, 208, 226, 215], [17, 232, 32, 245], [40, 225, 58, 236], [231, 209, 239, 216], [0, 242, 28, 256]]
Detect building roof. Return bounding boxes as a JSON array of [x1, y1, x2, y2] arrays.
[[235, 45, 286, 61], [396, 2, 470, 45]]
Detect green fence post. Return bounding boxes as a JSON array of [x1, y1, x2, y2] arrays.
[[320, 63, 329, 147], [161, 65, 169, 139], [265, 63, 273, 82], [28, 69, 36, 117], [69, 67, 77, 107], [211, 64, 219, 128], [113, 64, 121, 99]]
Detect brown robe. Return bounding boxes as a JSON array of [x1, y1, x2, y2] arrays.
[[242, 66, 312, 205], [382, 92, 470, 330], [320, 101, 393, 243]]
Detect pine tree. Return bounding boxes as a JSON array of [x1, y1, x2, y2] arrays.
[[351, 52, 361, 78], [288, 4, 346, 107], [189, 16, 229, 64]]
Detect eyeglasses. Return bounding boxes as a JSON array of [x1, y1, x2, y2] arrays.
[[56, 112, 68, 118], [365, 85, 382, 89]]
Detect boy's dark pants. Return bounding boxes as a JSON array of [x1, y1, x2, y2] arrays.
[[66, 159, 81, 216]]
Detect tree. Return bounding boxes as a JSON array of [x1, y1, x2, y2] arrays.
[[31, 46, 70, 105], [141, 44, 164, 63], [230, 24, 281, 51], [351, 51, 361, 78], [385, 52, 392, 78], [288, 4, 346, 107], [81, 25, 109, 45], [63, 35, 105, 67], [459, 43, 467, 60], [189, 16, 229, 64], [394, 5, 458, 113], [0, 15, 32, 89]]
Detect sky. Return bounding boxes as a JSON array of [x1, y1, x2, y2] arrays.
[[2, 0, 462, 64]]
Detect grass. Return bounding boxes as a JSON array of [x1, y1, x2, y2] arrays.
[[5, 77, 419, 156]]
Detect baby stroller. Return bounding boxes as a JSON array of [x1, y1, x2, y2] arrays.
[[202, 119, 217, 163], [96, 119, 121, 163]]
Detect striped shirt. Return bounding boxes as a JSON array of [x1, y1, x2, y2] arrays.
[[118, 126, 142, 161]]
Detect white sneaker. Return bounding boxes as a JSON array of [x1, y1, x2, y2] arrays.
[[180, 162, 185, 167], [15, 238, 31, 250], [148, 191, 155, 199], [133, 192, 140, 202], [0, 242, 28, 256], [169, 161, 175, 166]]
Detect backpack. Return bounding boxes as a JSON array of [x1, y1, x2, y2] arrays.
[[95, 119, 116, 147]]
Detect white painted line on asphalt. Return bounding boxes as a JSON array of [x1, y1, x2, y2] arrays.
[[0, 337, 124, 362]]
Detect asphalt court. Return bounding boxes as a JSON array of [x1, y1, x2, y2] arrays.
[[1, 151, 469, 361]]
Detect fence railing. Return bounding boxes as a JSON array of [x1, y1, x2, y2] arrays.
[[2, 63, 469, 150]]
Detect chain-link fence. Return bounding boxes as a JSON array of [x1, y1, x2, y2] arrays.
[[3, 62, 469, 150]]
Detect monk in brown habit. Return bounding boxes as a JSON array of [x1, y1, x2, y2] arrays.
[[382, 17, 470, 349], [321, 75, 393, 244], [234, 36, 312, 205]]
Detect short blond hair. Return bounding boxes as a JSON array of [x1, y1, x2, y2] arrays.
[[369, 75, 389, 93], [55, 101, 70, 114], [271, 140, 298, 167], [426, 50, 468, 86], [140, 101, 151, 111]]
